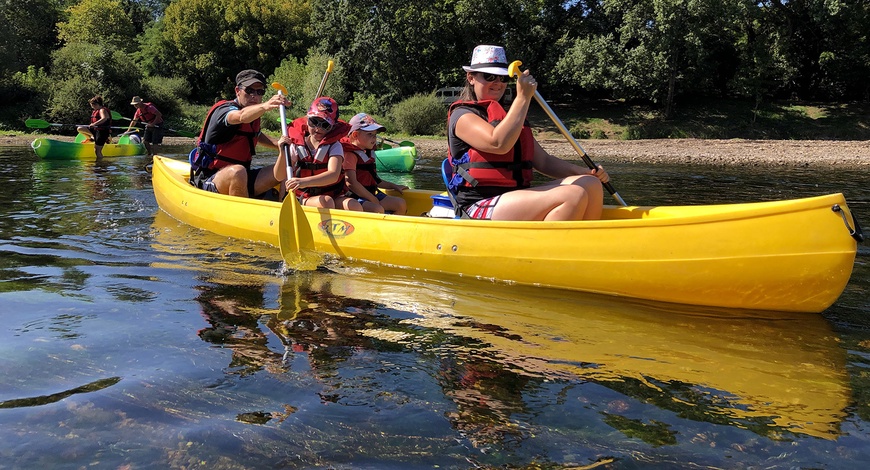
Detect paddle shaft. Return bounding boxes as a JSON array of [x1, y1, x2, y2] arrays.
[[315, 60, 335, 99], [531, 92, 626, 206], [507, 60, 626, 206], [112, 111, 196, 138]]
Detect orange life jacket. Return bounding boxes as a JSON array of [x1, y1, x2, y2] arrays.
[[287, 117, 350, 198], [446, 100, 535, 206], [191, 100, 260, 173], [340, 140, 381, 195]]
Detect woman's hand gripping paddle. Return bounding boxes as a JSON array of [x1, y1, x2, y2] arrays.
[[508, 61, 627, 207]]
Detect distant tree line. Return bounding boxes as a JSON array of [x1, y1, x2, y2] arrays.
[[1, 0, 868, 128]]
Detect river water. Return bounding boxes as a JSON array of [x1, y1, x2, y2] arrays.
[[1, 142, 868, 469]]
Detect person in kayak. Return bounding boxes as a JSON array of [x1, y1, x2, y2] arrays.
[[341, 113, 409, 214], [126, 96, 164, 156], [190, 69, 289, 198], [76, 95, 112, 159], [274, 97, 362, 210], [447, 45, 610, 221]]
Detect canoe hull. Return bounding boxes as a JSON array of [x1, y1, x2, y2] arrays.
[[152, 156, 859, 313], [31, 138, 145, 159], [374, 146, 416, 172]]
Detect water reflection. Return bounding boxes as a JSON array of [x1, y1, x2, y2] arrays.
[[151, 211, 850, 445]]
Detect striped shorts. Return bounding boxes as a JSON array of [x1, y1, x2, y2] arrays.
[[465, 195, 501, 220]]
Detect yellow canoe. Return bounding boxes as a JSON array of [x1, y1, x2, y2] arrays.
[[152, 155, 861, 313]]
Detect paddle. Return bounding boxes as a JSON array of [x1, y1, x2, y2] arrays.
[[272, 81, 316, 265], [25, 119, 135, 131], [379, 136, 415, 148], [110, 110, 197, 138], [315, 60, 335, 99], [508, 61, 627, 207]]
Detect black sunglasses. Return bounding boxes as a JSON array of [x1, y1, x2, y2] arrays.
[[479, 73, 509, 83], [308, 117, 332, 131], [241, 86, 266, 96]]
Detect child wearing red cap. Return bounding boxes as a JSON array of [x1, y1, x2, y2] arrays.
[[340, 113, 409, 214], [275, 97, 363, 210]]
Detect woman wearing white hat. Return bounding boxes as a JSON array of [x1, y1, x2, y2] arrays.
[[446, 45, 609, 221]]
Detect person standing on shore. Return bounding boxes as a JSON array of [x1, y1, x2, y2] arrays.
[[76, 95, 112, 159], [127, 96, 164, 156]]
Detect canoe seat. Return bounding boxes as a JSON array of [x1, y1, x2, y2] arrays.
[[440, 158, 467, 218]]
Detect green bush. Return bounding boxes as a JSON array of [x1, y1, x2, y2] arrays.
[[48, 42, 142, 123], [390, 93, 446, 136], [569, 124, 591, 139], [591, 129, 608, 139], [140, 75, 190, 120]]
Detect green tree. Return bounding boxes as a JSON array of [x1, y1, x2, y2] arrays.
[[48, 42, 142, 123], [57, 0, 136, 51], [310, 0, 575, 106], [161, 0, 312, 102], [557, 0, 747, 117], [0, 0, 62, 76]]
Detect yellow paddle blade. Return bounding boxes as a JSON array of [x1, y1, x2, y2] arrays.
[[278, 194, 319, 270]]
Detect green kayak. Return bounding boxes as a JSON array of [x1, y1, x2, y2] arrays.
[[374, 145, 416, 172], [31, 137, 146, 160]]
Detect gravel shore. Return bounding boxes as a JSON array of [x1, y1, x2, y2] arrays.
[[414, 137, 870, 168], [6, 134, 868, 168]]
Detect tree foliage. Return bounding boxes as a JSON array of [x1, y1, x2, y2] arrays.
[[0, 0, 62, 77], [160, 0, 312, 102], [4, 0, 870, 131], [57, 0, 136, 51]]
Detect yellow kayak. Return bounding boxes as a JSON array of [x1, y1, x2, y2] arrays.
[[152, 155, 861, 313]]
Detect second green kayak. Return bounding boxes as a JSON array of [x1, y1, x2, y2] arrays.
[[31, 138, 146, 160]]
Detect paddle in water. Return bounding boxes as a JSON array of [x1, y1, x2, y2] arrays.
[[273, 80, 318, 269]]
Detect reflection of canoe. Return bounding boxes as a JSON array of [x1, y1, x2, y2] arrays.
[[152, 155, 860, 313], [315, 266, 851, 440], [374, 145, 416, 172], [31, 138, 145, 159], [146, 213, 851, 439]]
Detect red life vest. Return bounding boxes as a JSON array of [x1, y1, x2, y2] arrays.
[[134, 103, 160, 124], [91, 107, 111, 130], [287, 117, 350, 198], [447, 100, 534, 192], [196, 100, 260, 170], [340, 140, 381, 195]]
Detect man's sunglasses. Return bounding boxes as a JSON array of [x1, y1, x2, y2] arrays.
[[479, 73, 509, 83], [241, 86, 266, 96], [308, 117, 332, 131]]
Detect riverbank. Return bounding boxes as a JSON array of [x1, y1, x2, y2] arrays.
[[5, 133, 868, 168], [413, 137, 870, 168]]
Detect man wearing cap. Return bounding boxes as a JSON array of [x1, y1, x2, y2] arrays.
[[341, 113, 408, 214], [190, 69, 291, 198], [126, 96, 164, 156]]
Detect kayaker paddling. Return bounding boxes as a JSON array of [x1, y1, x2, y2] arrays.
[[447, 45, 610, 221], [189, 69, 289, 198], [274, 97, 362, 211]]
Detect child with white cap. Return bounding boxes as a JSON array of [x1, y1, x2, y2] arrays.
[[340, 113, 409, 214]]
